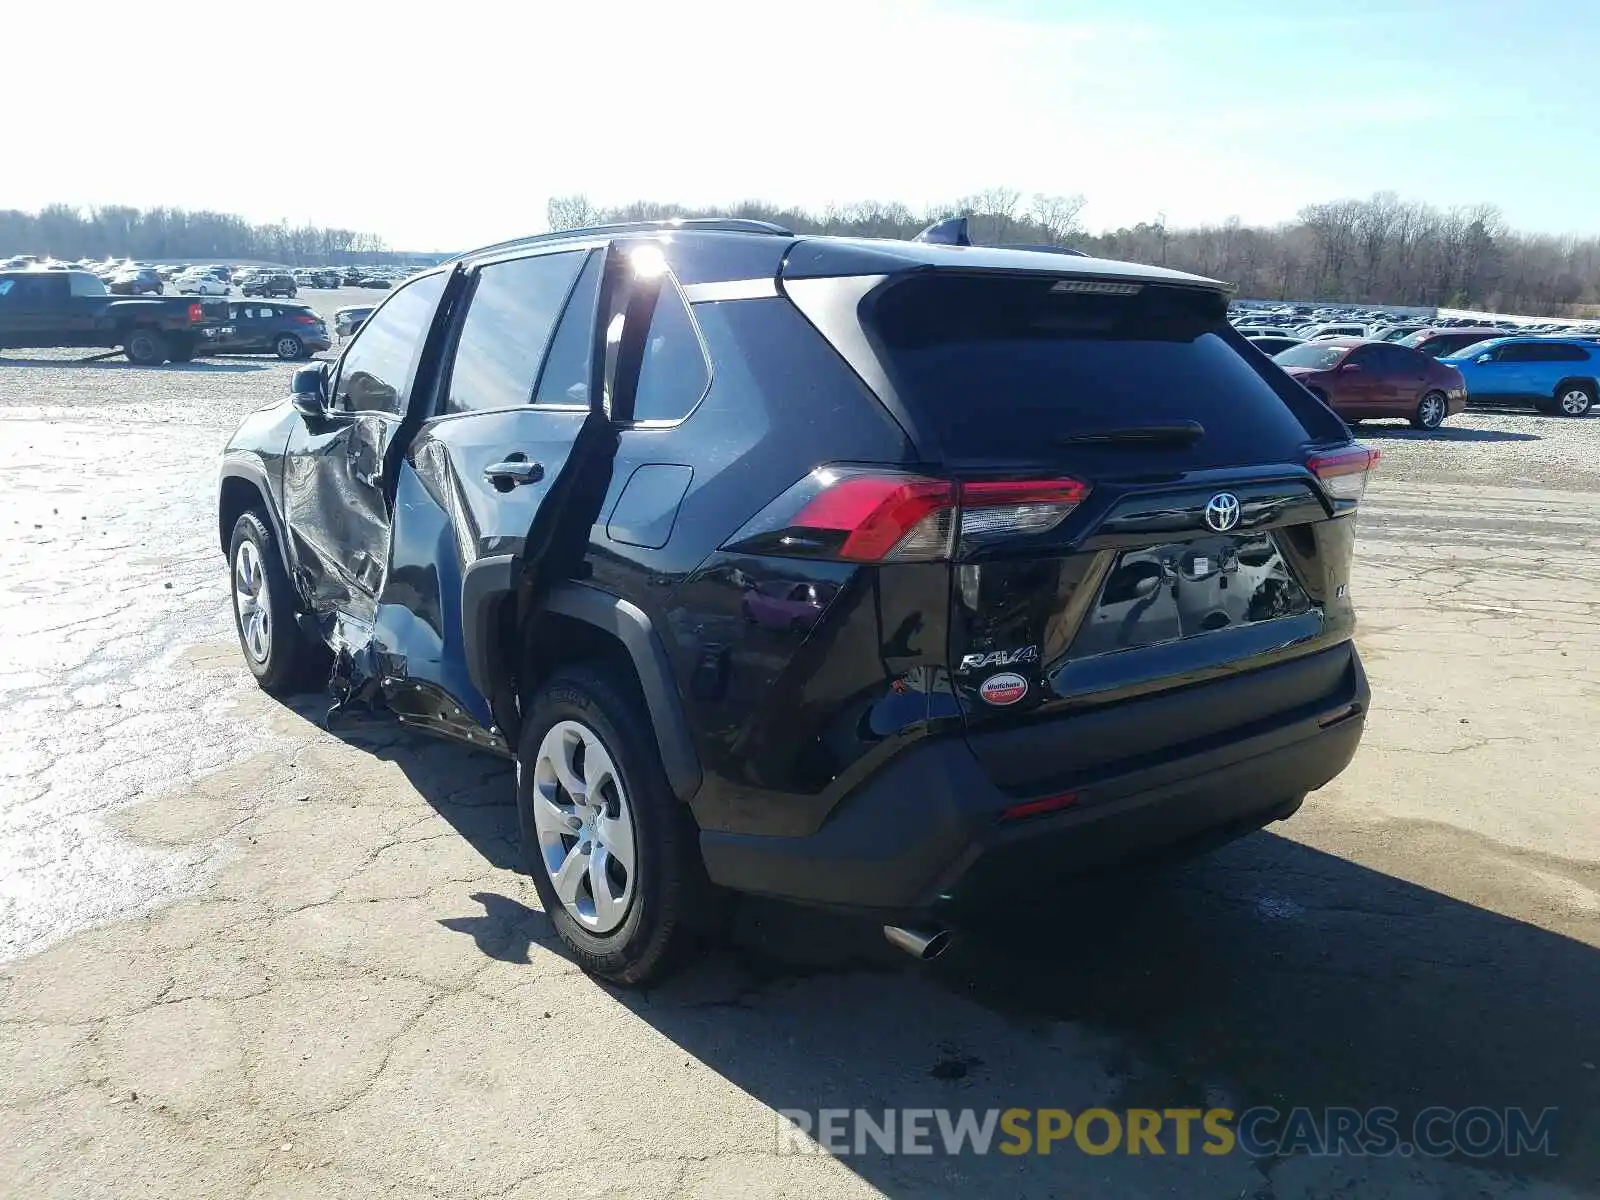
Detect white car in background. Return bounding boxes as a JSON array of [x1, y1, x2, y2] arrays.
[[174, 272, 229, 296]]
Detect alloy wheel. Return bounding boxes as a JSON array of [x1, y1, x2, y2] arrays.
[[1419, 393, 1445, 428], [1560, 389, 1591, 416], [233, 539, 272, 663], [530, 720, 638, 933]]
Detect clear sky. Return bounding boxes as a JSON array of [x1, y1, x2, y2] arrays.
[[9, 0, 1597, 250]]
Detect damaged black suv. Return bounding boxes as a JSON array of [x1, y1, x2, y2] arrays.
[[217, 218, 1373, 982]]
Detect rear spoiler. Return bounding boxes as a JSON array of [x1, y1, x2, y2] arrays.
[[911, 216, 1087, 256]]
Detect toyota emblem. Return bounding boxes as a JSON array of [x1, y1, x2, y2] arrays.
[[1203, 492, 1241, 533]]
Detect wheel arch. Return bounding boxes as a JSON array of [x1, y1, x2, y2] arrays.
[[217, 460, 293, 575], [1552, 375, 1598, 398], [461, 559, 702, 801]]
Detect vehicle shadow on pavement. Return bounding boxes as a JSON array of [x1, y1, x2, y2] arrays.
[[484, 837, 1597, 1196], [637, 835, 1598, 1195], [282, 698, 1599, 1193], [1356, 425, 1542, 442]]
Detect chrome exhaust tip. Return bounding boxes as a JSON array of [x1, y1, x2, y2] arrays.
[[883, 925, 954, 961]]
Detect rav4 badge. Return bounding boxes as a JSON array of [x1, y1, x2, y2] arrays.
[[979, 672, 1029, 706]]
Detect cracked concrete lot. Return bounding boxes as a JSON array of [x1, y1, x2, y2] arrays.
[[2, 328, 1598, 1199]]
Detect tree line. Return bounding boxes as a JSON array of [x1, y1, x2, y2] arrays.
[[0, 204, 391, 265], [548, 190, 1600, 316]]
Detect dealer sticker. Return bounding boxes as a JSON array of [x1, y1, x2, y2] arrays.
[[979, 672, 1029, 706]]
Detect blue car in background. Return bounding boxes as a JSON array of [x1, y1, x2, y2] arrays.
[[1441, 337, 1598, 416]]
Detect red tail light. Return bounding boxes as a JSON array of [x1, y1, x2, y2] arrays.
[[292, 314, 319, 325], [1001, 792, 1079, 821], [723, 468, 1090, 563], [187, 302, 204, 323], [1307, 445, 1380, 504]]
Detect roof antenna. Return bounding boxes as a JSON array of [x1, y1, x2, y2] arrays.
[[912, 216, 971, 246]]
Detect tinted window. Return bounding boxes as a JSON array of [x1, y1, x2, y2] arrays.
[[630, 278, 710, 423], [1274, 342, 1349, 369], [532, 251, 602, 408], [333, 271, 447, 415], [1534, 341, 1590, 362], [1368, 343, 1417, 372], [447, 251, 585, 414], [1497, 343, 1538, 363], [870, 274, 1326, 468]]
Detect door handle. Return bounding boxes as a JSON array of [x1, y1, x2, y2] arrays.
[[483, 459, 545, 487]]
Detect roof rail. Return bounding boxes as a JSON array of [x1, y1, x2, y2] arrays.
[[447, 218, 794, 264]]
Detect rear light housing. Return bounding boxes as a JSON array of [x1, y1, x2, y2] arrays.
[[721, 467, 1090, 563], [187, 302, 204, 323], [1001, 791, 1079, 821], [1308, 444, 1380, 505], [292, 314, 319, 325]]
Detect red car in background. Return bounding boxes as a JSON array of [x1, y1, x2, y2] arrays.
[[1273, 338, 1467, 430]]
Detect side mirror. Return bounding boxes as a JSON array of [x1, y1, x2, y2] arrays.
[[290, 364, 327, 417], [1474, 353, 1493, 364], [1340, 361, 1363, 373]]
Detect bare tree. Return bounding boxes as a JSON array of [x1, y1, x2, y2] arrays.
[[1029, 193, 1087, 245], [546, 194, 602, 232]]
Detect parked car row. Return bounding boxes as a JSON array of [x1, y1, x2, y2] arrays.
[[1260, 333, 1596, 428], [0, 255, 426, 298]]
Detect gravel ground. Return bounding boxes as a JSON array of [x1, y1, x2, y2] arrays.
[[1, 335, 1598, 1198]]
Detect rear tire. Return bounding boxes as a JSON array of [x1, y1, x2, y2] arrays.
[[516, 666, 720, 985], [1411, 390, 1448, 430], [1554, 382, 1595, 417], [227, 510, 329, 695], [273, 334, 304, 360], [123, 328, 168, 365]]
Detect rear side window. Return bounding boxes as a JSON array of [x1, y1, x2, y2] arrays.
[[447, 251, 586, 413], [866, 274, 1335, 467], [630, 279, 710, 423], [1535, 342, 1589, 362]]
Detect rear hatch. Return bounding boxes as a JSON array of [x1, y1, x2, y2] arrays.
[[813, 269, 1373, 793]]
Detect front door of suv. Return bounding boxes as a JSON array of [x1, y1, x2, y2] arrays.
[[280, 270, 449, 623]]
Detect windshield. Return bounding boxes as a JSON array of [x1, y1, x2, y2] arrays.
[[1272, 342, 1348, 369], [1441, 340, 1501, 361]]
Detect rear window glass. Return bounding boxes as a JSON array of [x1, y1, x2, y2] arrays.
[[867, 274, 1332, 467], [1274, 342, 1349, 369]]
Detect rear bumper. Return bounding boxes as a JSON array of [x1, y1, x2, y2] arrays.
[[700, 647, 1368, 917]]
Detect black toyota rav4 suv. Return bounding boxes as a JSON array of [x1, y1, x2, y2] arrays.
[[217, 218, 1373, 982]]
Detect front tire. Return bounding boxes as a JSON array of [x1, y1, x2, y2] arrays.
[[123, 328, 168, 365], [1411, 390, 1448, 430], [227, 510, 328, 695], [273, 334, 304, 360], [516, 667, 717, 984]]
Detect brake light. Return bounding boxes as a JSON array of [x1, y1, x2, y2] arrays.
[[292, 314, 319, 325], [187, 302, 204, 323], [1307, 445, 1380, 504], [1001, 792, 1079, 821], [789, 474, 954, 561], [724, 468, 1090, 563]]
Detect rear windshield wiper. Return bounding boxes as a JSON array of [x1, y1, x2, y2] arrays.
[[1055, 421, 1205, 447]]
